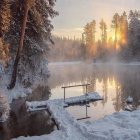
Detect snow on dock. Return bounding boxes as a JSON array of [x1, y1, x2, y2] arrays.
[[14, 92, 140, 140], [64, 92, 102, 106], [26, 92, 102, 112]]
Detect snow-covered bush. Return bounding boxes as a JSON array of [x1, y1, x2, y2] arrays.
[[0, 91, 10, 122]]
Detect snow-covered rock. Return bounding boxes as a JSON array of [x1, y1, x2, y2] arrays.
[[126, 96, 133, 104]]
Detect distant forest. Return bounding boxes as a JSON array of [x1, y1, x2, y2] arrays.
[[48, 36, 86, 62], [50, 10, 140, 62]]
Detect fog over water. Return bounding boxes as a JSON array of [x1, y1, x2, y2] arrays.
[[48, 62, 140, 120]]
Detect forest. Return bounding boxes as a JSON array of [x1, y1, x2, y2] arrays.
[[49, 10, 140, 63], [0, 0, 58, 89], [83, 10, 140, 62]]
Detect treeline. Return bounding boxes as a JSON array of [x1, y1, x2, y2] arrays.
[[48, 36, 86, 62], [83, 10, 140, 62]]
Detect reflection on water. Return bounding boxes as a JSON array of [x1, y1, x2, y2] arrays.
[[48, 62, 140, 120], [1, 62, 140, 139], [0, 86, 55, 140]]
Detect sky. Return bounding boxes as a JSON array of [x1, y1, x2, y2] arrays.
[[52, 0, 140, 39]]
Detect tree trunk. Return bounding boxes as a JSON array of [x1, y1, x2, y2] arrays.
[[8, 0, 29, 89]]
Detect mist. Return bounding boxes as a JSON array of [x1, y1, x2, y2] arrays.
[[48, 62, 140, 120], [49, 10, 140, 64]]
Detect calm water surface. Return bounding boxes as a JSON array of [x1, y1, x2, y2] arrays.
[[48, 62, 140, 121], [0, 86, 55, 140], [1, 62, 140, 139]]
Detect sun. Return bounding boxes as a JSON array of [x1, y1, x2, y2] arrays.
[[117, 33, 121, 41], [112, 33, 121, 42]]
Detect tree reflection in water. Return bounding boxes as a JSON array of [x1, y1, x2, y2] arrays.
[[49, 63, 140, 120]]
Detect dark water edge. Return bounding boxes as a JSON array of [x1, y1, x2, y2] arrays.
[[0, 86, 55, 140]]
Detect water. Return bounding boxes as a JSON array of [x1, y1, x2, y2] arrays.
[[48, 62, 140, 121], [0, 86, 56, 140], [1, 62, 140, 139]]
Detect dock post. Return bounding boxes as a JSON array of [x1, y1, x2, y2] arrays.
[[85, 84, 88, 117], [64, 87, 66, 103], [86, 85, 88, 95]]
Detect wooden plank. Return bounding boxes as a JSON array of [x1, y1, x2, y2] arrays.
[[77, 117, 91, 120], [62, 84, 90, 89]]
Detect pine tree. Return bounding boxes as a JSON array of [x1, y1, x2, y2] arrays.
[[120, 12, 128, 45], [0, 0, 10, 64], [84, 20, 96, 58], [112, 13, 120, 50], [128, 10, 140, 57], [8, 0, 33, 89], [100, 19, 107, 47], [0, 0, 10, 36], [4, 0, 58, 89]]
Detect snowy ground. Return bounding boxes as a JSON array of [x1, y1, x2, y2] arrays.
[[14, 93, 140, 140], [0, 63, 32, 103]]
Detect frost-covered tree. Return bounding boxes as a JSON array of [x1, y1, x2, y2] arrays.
[[128, 10, 140, 57], [112, 13, 120, 50], [1, 0, 58, 89], [0, 91, 10, 122], [120, 12, 128, 45], [0, 0, 10, 65], [0, 0, 10, 36], [8, 0, 32, 89], [100, 19, 107, 47], [84, 20, 96, 58]]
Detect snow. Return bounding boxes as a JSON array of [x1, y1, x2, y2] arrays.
[[0, 59, 49, 104], [126, 96, 133, 103], [84, 110, 140, 140], [26, 92, 102, 111], [0, 92, 10, 122], [124, 104, 135, 112], [1, 62, 140, 139], [65, 92, 102, 105], [0, 63, 31, 102], [14, 93, 140, 140]]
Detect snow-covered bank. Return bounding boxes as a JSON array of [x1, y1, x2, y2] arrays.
[[0, 59, 49, 104], [0, 67, 32, 103], [84, 109, 140, 140], [26, 92, 102, 111], [15, 93, 140, 140]]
